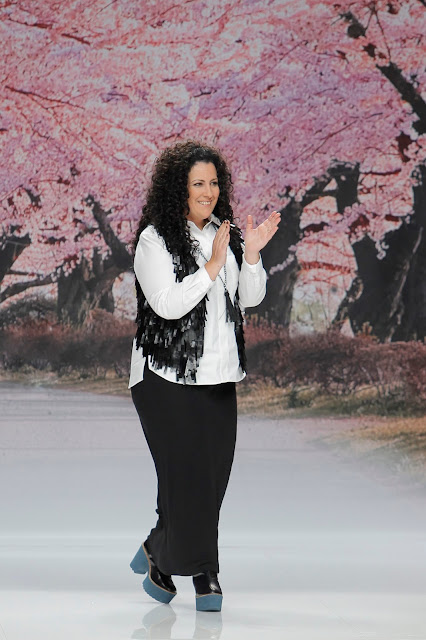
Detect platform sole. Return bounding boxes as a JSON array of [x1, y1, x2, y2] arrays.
[[195, 593, 223, 612], [130, 544, 149, 575], [130, 543, 176, 604], [143, 575, 176, 604]]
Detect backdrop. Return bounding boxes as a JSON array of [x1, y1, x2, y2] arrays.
[[1, 0, 425, 387]]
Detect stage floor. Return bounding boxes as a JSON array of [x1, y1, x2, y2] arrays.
[[1, 383, 425, 640]]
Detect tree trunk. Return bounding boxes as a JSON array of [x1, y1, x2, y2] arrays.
[[330, 163, 364, 329], [330, 161, 426, 342], [249, 200, 302, 326], [349, 178, 426, 342], [57, 251, 121, 325], [57, 197, 133, 325], [250, 173, 332, 326], [393, 164, 426, 340]]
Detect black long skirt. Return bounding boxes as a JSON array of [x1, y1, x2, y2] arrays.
[[131, 364, 237, 576]]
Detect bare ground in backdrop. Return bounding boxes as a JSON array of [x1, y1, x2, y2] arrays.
[[1, 372, 425, 488]]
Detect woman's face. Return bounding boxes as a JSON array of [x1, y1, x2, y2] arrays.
[[187, 161, 220, 229]]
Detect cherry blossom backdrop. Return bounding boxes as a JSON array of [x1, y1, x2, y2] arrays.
[[1, 0, 425, 341]]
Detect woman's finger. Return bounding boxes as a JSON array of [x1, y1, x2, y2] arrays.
[[215, 221, 229, 239]]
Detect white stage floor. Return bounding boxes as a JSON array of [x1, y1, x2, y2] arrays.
[[0, 383, 425, 640]]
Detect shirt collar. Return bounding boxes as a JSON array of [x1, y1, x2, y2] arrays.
[[187, 213, 220, 233]]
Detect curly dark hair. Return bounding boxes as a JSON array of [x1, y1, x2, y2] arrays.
[[133, 140, 242, 260]]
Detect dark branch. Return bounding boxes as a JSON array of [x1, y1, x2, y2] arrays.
[[0, 274, 54, 304], [377, 62, 426, 133], [0, 234, 31, 283], [61, 33, 91, 46], [85, 195, 132, 270], [341, 11, 426, 134]]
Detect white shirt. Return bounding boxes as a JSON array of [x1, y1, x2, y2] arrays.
[[128, 214, 267, 387]]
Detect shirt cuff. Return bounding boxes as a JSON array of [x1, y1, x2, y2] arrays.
[[199, 264, 216, 287], [242, 253, 263, 272]]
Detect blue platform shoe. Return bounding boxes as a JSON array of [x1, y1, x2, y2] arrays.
[[193, 571, 223, 612], [130, 541, 176, 604]]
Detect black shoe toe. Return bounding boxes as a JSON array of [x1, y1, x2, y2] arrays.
[[192, 571, 222, 596], [144, 540, 176, 594]]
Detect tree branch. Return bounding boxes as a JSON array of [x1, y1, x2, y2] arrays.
[[85, 195, 132, 270], [341, 11, 426, 134], [0, 274, 55, 304], [377, 62, 426, 133], [0, 234, 31, 283]]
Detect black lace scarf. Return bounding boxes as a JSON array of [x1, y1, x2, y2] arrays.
[[134, 226, 247, 384]]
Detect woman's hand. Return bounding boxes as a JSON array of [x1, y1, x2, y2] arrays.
[[244, 211, 281, 264], [205, 220, 230, 281]]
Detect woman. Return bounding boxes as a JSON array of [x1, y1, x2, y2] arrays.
[[128, 140, 280, 612]]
